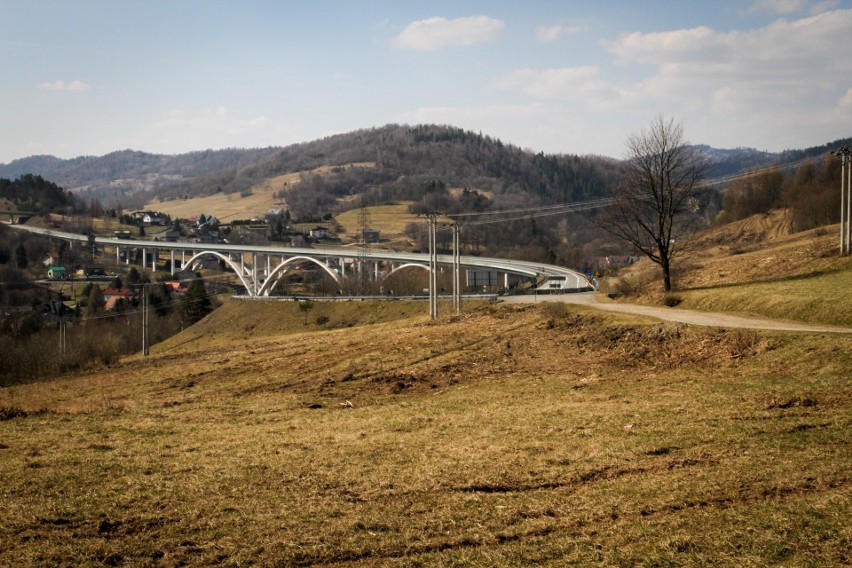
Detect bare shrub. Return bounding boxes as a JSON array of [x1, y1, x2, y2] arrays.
[[663, 293, 682, 307]]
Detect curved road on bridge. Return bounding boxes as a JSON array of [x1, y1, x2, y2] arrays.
[[8, 224, 594, 292]]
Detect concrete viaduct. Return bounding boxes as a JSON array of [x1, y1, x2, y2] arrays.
[[9, 225, 594, 297]]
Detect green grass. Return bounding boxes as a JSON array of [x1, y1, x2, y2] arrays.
[[1, 303, 850, 566]]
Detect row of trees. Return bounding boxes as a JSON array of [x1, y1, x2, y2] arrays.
[[718, 157, 842, 231], [0, 174, 79, 214]]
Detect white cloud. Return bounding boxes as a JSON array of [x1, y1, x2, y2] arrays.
[[535, 24, 580, 42], [392, 15, 504, 51], [603, 10, 852, 103], [488, 9, 852, 154], [744, 0, 838, 15], [494, 66, 612, 102], [38, 80, 90, 92], [840, 88, 852, 108]]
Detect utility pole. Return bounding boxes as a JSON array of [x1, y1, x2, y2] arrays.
[[452, 222, 461, 314], [358, 199, 371, 294], [142, 284, 150, 356], [830, 146, 852, 255], [426, 212, 439, 319], [59, 318, 66, 356]]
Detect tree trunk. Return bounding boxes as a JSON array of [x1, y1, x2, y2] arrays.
[[662, 255, 672, 292]]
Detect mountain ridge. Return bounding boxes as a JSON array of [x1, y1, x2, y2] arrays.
[[4, 125, 846, 214]]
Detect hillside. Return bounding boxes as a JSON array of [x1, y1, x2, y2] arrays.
[[3, 216, 852, 564], [2, 294, 850, 565], [609, 209, 852, 326]]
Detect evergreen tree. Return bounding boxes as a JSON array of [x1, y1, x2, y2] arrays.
[[14, 244, 27, 269], [87, 284, 104, 316], [179, 278, 212, 325]]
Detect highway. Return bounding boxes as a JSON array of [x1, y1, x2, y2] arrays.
[[8, 224, 594, 293]]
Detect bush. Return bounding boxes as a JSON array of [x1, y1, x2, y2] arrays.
[[663, 293, 683, 307]]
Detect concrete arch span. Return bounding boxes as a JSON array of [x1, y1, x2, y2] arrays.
[[258, 255, 341, 296], [381, 263, 430, 283], [184, 250, 254, 292]]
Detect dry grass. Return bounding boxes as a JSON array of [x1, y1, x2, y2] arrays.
[[616, 211, 852, 326], [1, 301, 849, 566], [335, 203, 422, 245], [143, 163, 375, 222]]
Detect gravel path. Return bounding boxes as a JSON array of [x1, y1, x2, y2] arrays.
[[499, 292, 852, 334]]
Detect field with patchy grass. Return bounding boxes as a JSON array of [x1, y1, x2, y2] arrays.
[[1, 299, 849, 566]]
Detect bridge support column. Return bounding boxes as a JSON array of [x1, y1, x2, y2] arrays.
[[252, 253, 258, 295], [142, 248, 147, 270], [170, 250, 175, 275], [116, 246, 120, 265]]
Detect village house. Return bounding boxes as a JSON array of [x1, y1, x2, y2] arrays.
[[161, 228, 182, 242], [43, 251, 59, 267], [102, 287, 139, 311], [47, 266, 67, 280], [131, 211, 166, 226], [362, 229, 380, 244], [309, 226, 330, 240]]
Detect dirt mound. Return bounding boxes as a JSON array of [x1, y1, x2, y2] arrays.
[[689, 209, 793, 252]]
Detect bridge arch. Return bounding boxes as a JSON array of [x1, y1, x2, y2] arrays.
[[184, 251, 254, 292], [381, 262, 430, 283], [258, 255, 341, 296]]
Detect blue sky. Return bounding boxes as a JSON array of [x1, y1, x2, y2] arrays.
[[1, 0, 850, 164]]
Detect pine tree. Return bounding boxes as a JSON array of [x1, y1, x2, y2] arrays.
[[179, 279, 212, 325]]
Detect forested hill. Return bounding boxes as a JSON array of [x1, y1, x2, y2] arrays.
[[0, 126, 625, 214], [138, 125, 623, 217], [0, 148, 280, 205], [1, 125, 848, 216]]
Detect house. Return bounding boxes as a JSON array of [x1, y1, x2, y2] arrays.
[[310, 226, 330, 240], [362, 229, 380, 244], [142, 212, 163, 225], [102, 288, 139, 310], [196, 214, 220, 243], [43, 252, 59, 267], [162, 228, 182, 242], [163, 281, 189, 295], [47, 266, 67, 280], [132, 211, 166, 225]]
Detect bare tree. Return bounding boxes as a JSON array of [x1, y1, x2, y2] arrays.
[[601, 116, 707, 292]]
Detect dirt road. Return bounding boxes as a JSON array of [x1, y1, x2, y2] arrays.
[[499, 292, 852, 334]]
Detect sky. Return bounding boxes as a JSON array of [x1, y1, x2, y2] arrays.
[[1, 0, 851, 164]]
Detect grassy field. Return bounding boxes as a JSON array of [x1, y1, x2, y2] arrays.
[[334, 203, 426, 246], [1, 300, 849, 566], [142, 163, 375, 223]]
